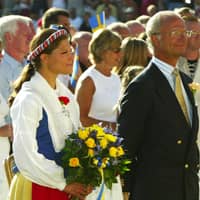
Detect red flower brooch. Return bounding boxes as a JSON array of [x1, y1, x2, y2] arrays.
[[58, 96, 70, 105]]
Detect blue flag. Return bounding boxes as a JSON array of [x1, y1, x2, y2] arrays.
[[70, 46, 79, 88], [89, 11, 106, 32]]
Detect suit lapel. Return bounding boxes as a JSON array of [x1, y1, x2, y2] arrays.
[[149, 64, 191, 129], [180, 72, 199, 132], [180, 72, 194, 106]]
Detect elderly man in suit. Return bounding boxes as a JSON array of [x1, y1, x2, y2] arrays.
[[117, 10, 199, 200]]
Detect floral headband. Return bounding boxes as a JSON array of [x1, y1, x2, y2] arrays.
[[27, 25, 71, 62]]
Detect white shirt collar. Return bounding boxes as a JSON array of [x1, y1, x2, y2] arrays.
[[152, 56, 175, 75]]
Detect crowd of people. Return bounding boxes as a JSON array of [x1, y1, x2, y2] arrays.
[[0, 0, 200, 200], [0, 0, 199, 29]]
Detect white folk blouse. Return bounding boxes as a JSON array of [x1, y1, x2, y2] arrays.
[[11, 72, 80, 191]]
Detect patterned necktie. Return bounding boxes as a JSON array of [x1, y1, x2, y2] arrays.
[[173, 69, 189, 123]]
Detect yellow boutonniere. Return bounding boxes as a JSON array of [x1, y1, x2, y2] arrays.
[[188, 82, 200, 94]]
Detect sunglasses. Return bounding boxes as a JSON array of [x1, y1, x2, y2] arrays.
[[112, 48, 121, 53], [186, 30, 200, 38]]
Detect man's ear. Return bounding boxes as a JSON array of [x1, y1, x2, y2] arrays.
[[151, 34, 160, 47], [4, 32, 12, 42]]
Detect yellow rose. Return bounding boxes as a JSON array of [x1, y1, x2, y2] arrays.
[[105, 134, 117, 143], [100, 138, 108, 149], [91, 124, 102, 130], [117, 146, 125, 156], [93, 158, 98, 166], [109, 147, 118, 157], [91, 124, 105, 138], [78, 129, 89, 140], [69, 157, 80, 167], [88, 149, 95, 157], [85, 138, 96, 148]]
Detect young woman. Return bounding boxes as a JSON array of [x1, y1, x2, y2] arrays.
[[75, 29, 122, 130], [8, 26, 92, 200], [116, 37, 150, 79]]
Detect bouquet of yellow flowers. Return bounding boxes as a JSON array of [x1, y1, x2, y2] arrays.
[[61, 124, 131, 189]]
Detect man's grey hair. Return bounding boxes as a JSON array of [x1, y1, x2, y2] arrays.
[[0, 15, 32, 47], [146, 11, 179, 49]]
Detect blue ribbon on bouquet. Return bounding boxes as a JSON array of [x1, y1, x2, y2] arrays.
[[97, 168, 105, 200], [97, 182, 105, 200]]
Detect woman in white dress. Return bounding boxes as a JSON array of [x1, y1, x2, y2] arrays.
[[75, 29, 123, 200]]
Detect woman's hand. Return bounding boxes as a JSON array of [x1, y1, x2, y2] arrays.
[[0, 124, 13, 139], [63, 183, 93, 200]]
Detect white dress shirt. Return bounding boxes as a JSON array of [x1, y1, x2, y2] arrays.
[[0, 52, 25, 101]]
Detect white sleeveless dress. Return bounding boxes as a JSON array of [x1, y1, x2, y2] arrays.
[[76, 66, 121, 123]]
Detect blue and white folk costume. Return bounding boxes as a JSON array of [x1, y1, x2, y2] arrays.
[[9, 72, 80, 199], [10, 72, 123, 200]]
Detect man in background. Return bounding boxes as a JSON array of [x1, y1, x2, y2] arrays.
[[41, 7, 76, 35], [0, 15, 35, 102]]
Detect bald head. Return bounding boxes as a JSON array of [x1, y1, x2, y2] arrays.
[[107, 22, 130, 39], [72, 31, 92, 69]]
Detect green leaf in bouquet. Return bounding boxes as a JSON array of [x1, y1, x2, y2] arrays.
[[103, 168, 118, 189], [120, 159, 132, 165], [104, 176, 117, 190]]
